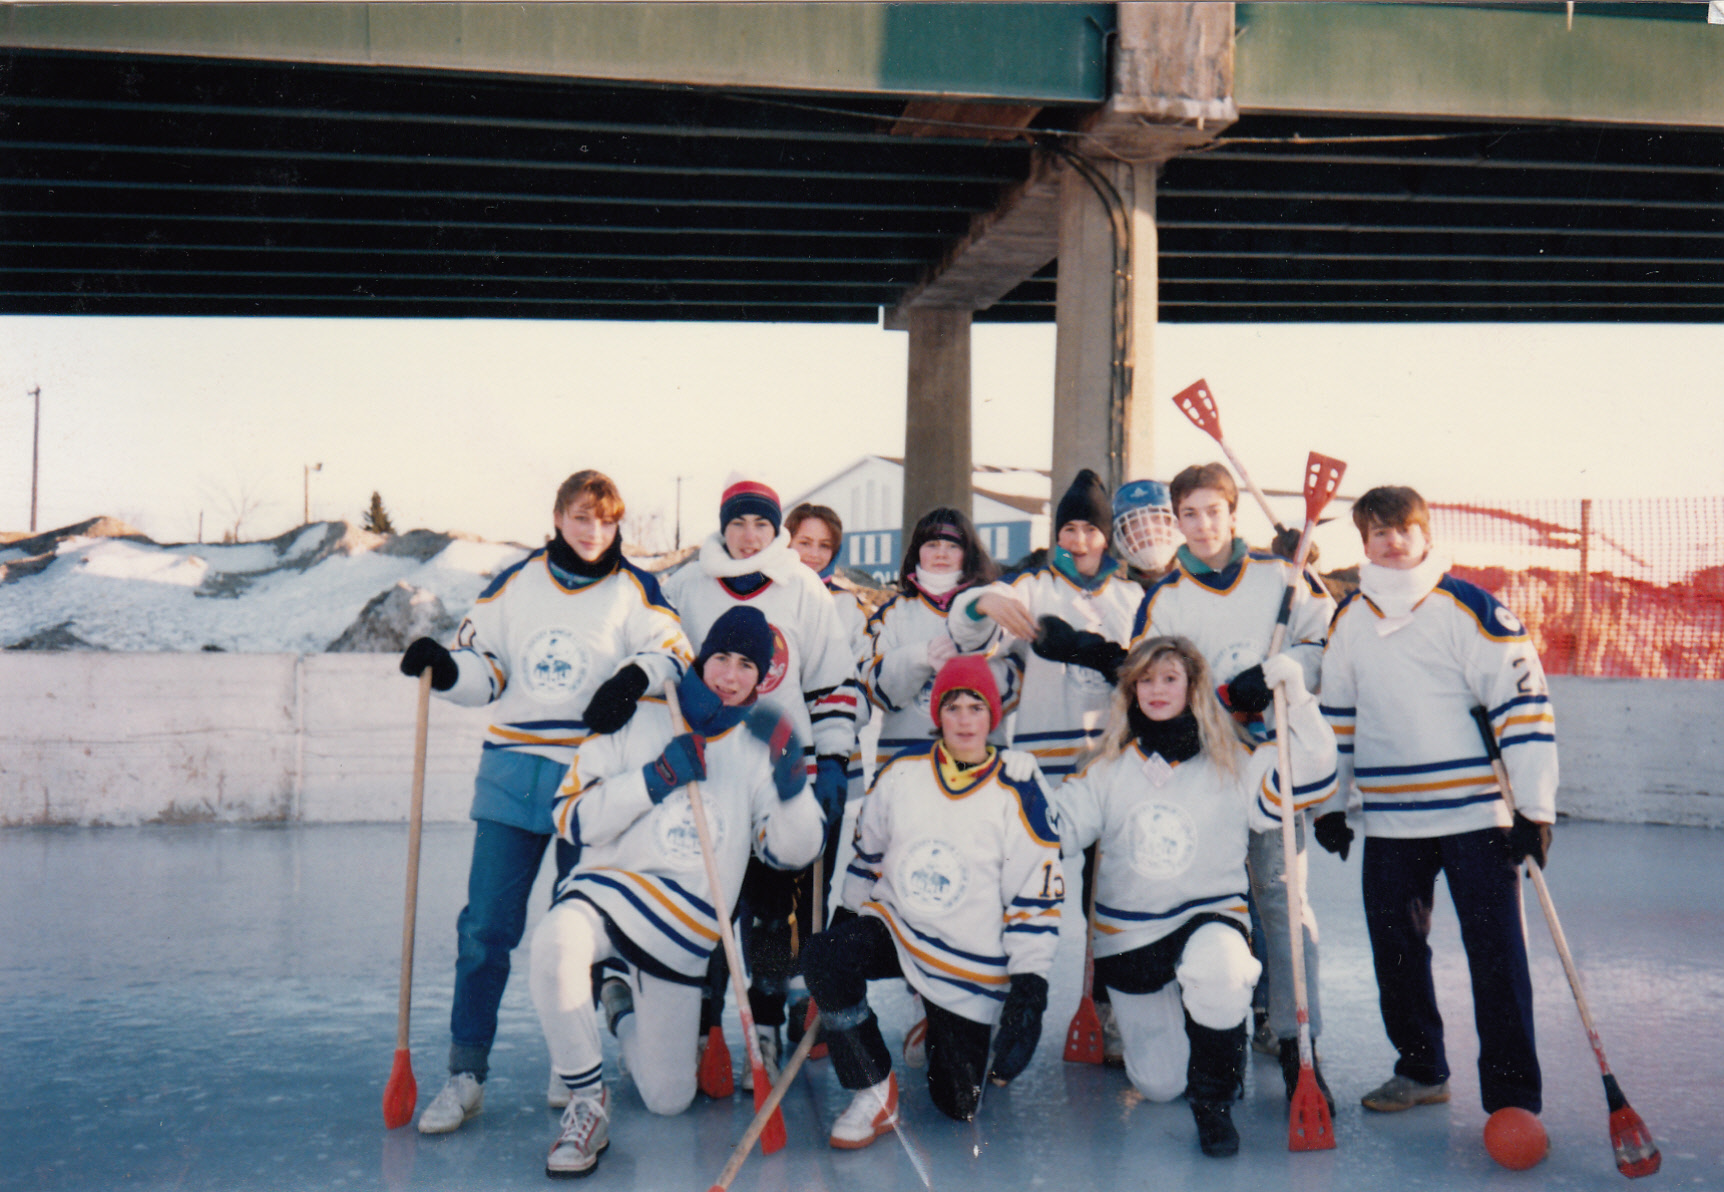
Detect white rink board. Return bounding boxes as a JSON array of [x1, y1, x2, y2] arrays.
[[1, 656, 1720, 827]]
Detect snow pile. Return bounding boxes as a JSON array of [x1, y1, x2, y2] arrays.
[[0, 518, 534, 654]]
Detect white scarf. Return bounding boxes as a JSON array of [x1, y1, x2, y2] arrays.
[[698, 529, 804, 584], [913, 566, 961, 596], [1360, 551, 1449, 635]]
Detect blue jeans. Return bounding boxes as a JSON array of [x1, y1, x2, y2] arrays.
[[1362, 829, 1541, 1113], [449, 819, 552, 1079]]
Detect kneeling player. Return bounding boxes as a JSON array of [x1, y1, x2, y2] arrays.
[[1055, 636, 1335, 1157], [800, 656, 1061, 1147], [528, 607, 831, 1178]]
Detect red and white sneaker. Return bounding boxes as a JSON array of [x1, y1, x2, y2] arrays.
[[546, 1088, 610, 1179], [829, 1074, 898, 1150]]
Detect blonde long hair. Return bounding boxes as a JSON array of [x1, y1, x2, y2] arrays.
[[1096, 636, 1254, 781]]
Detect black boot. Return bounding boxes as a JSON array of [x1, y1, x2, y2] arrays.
[[1279, 1037, 1336, 1117], [1190, 1100, 1240, 1158]]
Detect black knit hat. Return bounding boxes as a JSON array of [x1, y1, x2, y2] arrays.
[[696, 606, 776, 678], [1056, 469, 1113, 545]]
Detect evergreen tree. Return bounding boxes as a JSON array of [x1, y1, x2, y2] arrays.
[[363, 491, 396, 535]]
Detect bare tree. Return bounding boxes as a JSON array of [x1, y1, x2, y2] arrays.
[[621, 507, 669, 554], [200, 473, 267, 543]]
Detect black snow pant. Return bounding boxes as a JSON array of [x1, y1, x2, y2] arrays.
[[801, 914, 993, 1122]]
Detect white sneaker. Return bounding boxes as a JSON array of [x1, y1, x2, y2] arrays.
[[417, 1072, 483, 1134], [548, 1069, 571, 1109], [546, 1089, 610, 1179], [740, 1025, 780, 1091], [829, 1074, 898, 1150], [902, 1015, 928, 1069]]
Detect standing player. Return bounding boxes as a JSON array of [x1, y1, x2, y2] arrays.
[[800, 656, 1061, 1144], [399, 470, 691, 1134], [662, 480, 857, 1085], [1319, 485, 1556, 1117], [1056, 637, 1335, 1156], [1128, 462, 1338, 1108], [529, 607, 829, 1178]]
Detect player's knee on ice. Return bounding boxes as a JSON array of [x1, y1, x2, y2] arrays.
[[1177, 923, 1261, 1030], [1112, 985, 1188, 1101]]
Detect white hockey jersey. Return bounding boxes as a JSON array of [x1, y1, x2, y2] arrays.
[[861, 588, 1022, 773], [1055, 696, 1336, 958], [950, 558, 1143, 777], [842, 743, 1062, 1024], [443, 551, 691, 761], [1130, 546, 1334, 706], [663, 533, 859, 770], [1321, 566, 1558, 838], [549, 698, 826, 979]]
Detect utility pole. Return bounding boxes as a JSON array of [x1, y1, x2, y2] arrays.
[[29, 386, 41, 533], [303, 462, 322, 525], [674, 476, 682, 551]]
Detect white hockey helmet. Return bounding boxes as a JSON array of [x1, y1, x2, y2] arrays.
[[1112, 478, 1179, 572]]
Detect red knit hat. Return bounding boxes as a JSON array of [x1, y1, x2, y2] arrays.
[[930, 654, 1001, 732]]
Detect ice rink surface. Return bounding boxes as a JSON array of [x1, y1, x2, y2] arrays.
[[4, 819, 1721, 1191]]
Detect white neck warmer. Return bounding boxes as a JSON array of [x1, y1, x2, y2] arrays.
[[914, 566, 961, 596], [698, 529, 803, 583], [1360, 551, 1449, 633]]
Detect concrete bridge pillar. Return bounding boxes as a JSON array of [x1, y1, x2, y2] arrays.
[[901, 308, 974, 550], [1051, 157, 1159, 497]]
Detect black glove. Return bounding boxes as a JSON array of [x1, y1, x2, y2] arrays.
[[1506, 812, 1552, 869], [1271, 526, 1319, 566], [1313, 811, 1354, 861], [584, 664, 649, 734], [1224, 664, 1272, 716], [399, 637, 457, 692], [988, 972, 1049, 1086], [1033, 616, 1125, 684]]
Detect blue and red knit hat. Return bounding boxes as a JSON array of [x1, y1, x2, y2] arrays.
[[720, 479, 782, 535]]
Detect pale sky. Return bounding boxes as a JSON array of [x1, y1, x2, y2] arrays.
[[1, 316, 1720, 554]]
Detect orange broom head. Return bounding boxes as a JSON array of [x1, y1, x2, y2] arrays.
[[757, 1079, 788, 1155], [1064, 998, 1105, 1065], [699, 1025, 735, 1100], [382, 1048, 417, 1130], [1610, 1106, 1662, 1178], [1288, 1067, 1337, 1152]]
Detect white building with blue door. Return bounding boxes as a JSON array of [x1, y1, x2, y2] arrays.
[[787, 455, 1049, 584]]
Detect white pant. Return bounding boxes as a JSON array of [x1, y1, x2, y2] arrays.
[[1108, 923, 1260, 1102], [529, 899, 703, 1116]]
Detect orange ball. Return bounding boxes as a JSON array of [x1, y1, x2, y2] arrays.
[[1483, 1107, 1549, 1170]]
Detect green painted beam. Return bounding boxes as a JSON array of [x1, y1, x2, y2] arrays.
[[0, 2, 1109, 102], [1235, 3, 1724, 129]]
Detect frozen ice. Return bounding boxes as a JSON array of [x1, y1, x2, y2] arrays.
[[2, 819, 1719, 1190]]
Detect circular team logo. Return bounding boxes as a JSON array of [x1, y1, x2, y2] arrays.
[[520, 627, 590, 703], [654, 791, 727, 865], [894, 838, 969, 915], [1129, 803, 1198, 880], [755, 624, 791, 695], [1212, 640, 1262, 686], [1495, 606, 1523, 634]]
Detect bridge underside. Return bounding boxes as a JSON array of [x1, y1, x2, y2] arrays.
[[3, 42, 1721, 324]]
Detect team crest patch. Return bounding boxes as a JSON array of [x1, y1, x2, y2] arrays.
[[894, 838, 969, 915], [1129, 803, 1197, 880], [1495, 606, 1523, 633], [654, 790, 727, 864], [756, 625, 791, 695], [520, 627, 590, 703]]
